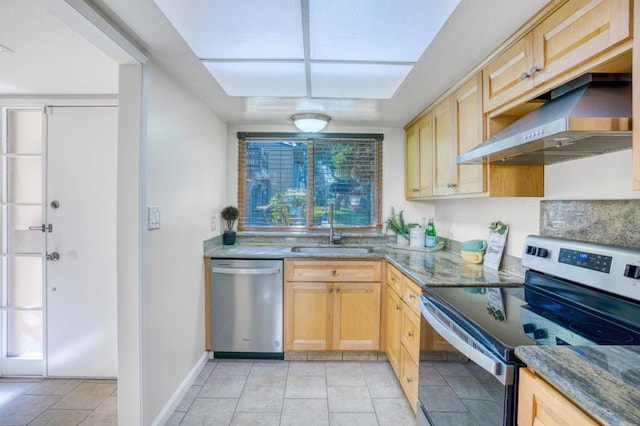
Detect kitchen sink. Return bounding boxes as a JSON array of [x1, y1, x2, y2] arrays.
[[290, 246, 375, 255]]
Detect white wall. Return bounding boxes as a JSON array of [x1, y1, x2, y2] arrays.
[[144, 61, 227, 422]]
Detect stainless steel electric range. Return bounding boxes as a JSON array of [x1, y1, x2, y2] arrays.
[[417, 235, 640, 426]]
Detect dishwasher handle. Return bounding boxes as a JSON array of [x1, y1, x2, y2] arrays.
[[212, 266, 281, 275]]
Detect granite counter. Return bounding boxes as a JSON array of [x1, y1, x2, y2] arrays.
[[204, 243, 523, 288], [515, 345, 640, 425]]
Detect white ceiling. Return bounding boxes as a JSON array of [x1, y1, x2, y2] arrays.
[[0, 0, 549, 129]]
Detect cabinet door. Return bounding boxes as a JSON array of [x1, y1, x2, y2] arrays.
[[454, 74, 486, 194], [401, 306, 420, 364], [518, 368, 599, 426], [400, 345, 419, 414], [405, 113, 433, 199], [532, 0, 631, 87], [483, 33, 535, 113], [385, 286, 402, 377], [333, 282, 381, 350], [432, 98, 456, 196], [284, 281, 332, 351]]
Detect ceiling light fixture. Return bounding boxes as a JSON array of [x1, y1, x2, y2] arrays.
[[291, 113, 331, 132]]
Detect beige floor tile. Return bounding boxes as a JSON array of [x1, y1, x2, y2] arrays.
[[326, 363, 366, 386], [361, 362, 394, 376], [180, 398, 237, 425], [199, 375, 246, 398], [250, 362, 289, 377], [327, 386, 373, 413], [175, 385, 201, 412], [0, 394, 61, 425], [236, 386, 284, 413], [365, 373, 405, 398], [231, 412, 281, 425], [288, 361, 326, 376], [285, 375, 327, 399], [51, 383, 115, 410], [329, 412, 380, 425], [193, 362, 215, 385], [372, 398, 416, 426], [29, 409, 91, 426], [0, 382, 38, 406], [211, 360, 252, 376], [280, 398, 329, 426], [78, 410, 118, 426]]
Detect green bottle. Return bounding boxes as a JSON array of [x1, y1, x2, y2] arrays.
[[425, 218, 436, 248]]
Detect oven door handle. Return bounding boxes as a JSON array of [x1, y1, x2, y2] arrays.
[[420, 295, 514, 386]]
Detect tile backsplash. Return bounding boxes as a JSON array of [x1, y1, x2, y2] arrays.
[[540, 200, 640, 248]]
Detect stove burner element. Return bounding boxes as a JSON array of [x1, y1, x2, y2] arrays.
[[569, 322, 635, 344]]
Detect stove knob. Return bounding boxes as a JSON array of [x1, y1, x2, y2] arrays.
[[533, 328, 548, 339], [535, 248, 548, 258], [624, 264, 640, 279], [522, 323, 536, 333], [526, 245, 537, 255]]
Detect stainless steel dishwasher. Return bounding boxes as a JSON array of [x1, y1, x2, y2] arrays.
[[210, 259, 283, 359]]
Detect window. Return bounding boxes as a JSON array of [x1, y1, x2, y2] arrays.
[[238, 133, 383, 231]]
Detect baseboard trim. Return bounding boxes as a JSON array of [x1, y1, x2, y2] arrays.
[[151, 351, 208, 426]]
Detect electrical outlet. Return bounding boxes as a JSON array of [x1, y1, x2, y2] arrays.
[[211, 216, 217, 231]]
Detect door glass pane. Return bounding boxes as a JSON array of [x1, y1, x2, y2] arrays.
[[7, 256, 42, 307], [7, 310, 42, 358], [7, 157, 42, 203], [6, 110, 42, 154], [8, 205, 43, 254]]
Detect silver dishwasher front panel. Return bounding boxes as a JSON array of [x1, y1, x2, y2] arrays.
[[211, 259, 283, 357]]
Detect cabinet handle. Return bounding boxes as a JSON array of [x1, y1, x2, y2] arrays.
[[408, 331, 415, 337], [391, 277, 397, 283], [412, 188, 419, 192], [336, 287, 340, 293], [409, 294, 416, 299], [406, 377, 413, 383], [447, 183, 457, 188], [332, 270, 337, 275], [329, 288, 334, 293], [396, 304, 401, 311], [520, 71, 530, 80], [529, 66, 540, 75]]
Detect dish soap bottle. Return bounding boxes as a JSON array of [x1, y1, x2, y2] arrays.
[[425, 218, 437, 248]]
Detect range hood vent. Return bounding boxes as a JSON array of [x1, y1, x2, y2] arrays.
[[456, 74, 632, 165]]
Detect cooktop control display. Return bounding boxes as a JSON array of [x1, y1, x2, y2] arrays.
[[559, 248, 612, 273]]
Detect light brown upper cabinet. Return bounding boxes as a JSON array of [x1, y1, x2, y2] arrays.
[[484, 0, 632, 114], [405, 112, 434, 199]]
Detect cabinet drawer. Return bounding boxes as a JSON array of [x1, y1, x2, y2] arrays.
[[386, 264, 403, 295], [286, 260, 381, 282], [400, 345, 419, 414], [402, 280, 422, 316], [401, 307, 420, 363]]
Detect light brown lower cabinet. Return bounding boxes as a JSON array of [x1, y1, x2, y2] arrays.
[[518, 367, 600, 426], [284, 260, 381, 351]]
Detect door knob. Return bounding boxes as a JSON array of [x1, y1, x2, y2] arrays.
[[46, 252, 60, 261]]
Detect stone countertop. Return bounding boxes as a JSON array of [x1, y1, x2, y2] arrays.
[[204, 243, 523, 287], [515, 345, 640, 425]]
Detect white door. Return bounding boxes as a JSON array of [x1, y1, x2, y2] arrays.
[[45, 106, 118, 377], [0, 108, 46, 376]]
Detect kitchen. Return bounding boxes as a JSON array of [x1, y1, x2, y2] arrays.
[[1, 0, 640, 425]]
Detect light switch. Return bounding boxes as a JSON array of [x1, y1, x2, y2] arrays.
[[148, 206, 160, 230]]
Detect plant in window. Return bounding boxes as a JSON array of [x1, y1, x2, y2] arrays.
[[221, 205, 240, 245], [267, 190, 307, 226], [385, 207, 419, 245]]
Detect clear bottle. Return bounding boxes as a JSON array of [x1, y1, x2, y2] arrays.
[[424, 217, 437, 248]]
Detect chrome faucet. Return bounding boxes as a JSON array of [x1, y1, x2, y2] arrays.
[[328, 203, 342, 245]]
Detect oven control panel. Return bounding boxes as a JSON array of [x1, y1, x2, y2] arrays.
[[522, 235, 640, 302], [558, 248, 612, 273]]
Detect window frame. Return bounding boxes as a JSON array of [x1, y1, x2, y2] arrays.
[[237, 132, 384, 232]]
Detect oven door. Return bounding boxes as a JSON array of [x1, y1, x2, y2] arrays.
[[417, 294, 517, 426]]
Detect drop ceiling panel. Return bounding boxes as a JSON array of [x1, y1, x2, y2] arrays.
[[154, 0, 304, 59], [311, 63, 412, 99], [309, 0, 460, 62], [203, 62, 306, 97]]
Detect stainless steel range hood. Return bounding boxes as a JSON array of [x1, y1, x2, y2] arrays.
[[456, 74, 632, 165]]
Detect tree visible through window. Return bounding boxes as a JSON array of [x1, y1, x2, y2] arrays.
[[238, 134, 383, 230]]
